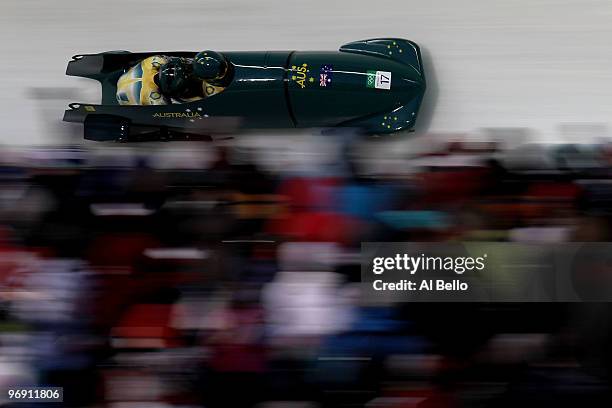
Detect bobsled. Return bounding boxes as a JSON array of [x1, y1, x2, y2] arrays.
[[63, 38, 426, 142]]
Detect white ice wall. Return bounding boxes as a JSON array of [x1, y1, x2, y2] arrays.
[[1, 0, 612, 144]]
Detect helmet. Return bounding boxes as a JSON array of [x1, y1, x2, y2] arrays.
[[158, 58, 193, 97], [193, 51, 228, 83]]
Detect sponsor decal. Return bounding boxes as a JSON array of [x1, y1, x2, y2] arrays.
[[366, 70, 392, 90], [319, 64, 333, 87], [153, 112, 202, 119], [366, 71, 376, 88], [289, 63, 315, 88], [205, 85, 216, 96]]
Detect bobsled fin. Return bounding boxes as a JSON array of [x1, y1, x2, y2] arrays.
[[340, 38, 424, 79], [66, 51, 134, 105], [66, 51, 131, 79]]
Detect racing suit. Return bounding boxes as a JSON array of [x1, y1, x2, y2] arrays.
[[116, 56, 169, 105], [116, 55, 225, 106]]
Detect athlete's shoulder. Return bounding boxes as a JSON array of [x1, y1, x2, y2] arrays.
[[142, 55, 169, 70]]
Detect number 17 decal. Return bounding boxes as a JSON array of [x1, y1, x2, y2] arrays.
[[366, 70, 392, 90]]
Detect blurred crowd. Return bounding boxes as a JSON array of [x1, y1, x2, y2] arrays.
[[1, 133, 612, 407]]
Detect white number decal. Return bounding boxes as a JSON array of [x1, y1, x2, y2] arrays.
[[375, 71, 392, 90]]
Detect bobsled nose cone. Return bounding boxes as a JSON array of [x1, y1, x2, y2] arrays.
[[401, 65, 426, 89], [391, 73, 425, 104]]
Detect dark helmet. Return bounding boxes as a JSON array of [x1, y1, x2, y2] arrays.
[[193, 51, 229, 83], [158, 58, 193, 97]]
